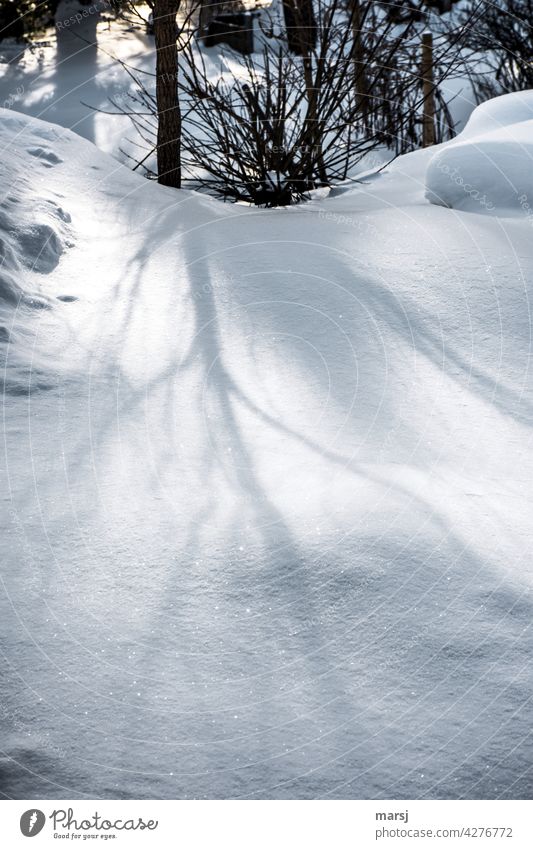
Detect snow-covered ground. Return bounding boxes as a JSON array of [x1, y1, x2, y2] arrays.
[[0, 2, 152, 157], [1, 19, 532, 800]]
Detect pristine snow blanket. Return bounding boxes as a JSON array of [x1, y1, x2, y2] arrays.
[[426, 90, 533, 212], [1, 106, 533, 800]]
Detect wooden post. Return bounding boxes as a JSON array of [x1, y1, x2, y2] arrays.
[[421, 29, 435, 148]]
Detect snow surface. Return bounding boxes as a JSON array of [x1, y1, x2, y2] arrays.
[[1, 95, 533, 800], [0, 2, 152, 157], [426, 90, 533, 212], [0, 120, 72, 310]]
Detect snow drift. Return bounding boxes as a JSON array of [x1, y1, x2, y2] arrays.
[[425, 90, 533, 212], [1, 107, 533, 801]]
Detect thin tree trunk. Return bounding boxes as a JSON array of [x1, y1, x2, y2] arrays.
[[302, 55, 328, 185], [350, 0, 368, 123], [284, 0, 326, 185], [153, 0, 181, 188], [421, 29, 435, 148]]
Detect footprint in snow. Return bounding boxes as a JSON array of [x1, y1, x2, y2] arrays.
[[27, 147, 63, 167]]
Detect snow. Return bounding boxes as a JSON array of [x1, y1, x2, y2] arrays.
[[426, 90, 533, 212], [0, 119, 72, 313], [1, 74, 533, 801], [0, 3, 152, 157]]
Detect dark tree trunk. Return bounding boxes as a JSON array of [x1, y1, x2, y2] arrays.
[[199, 0, 217, 38], [421, 30, 435, 147], [281, 0, 325, 183], [282, 0, 317, 55], [349, 0, 369, 122], [153, 0, 181, 188]]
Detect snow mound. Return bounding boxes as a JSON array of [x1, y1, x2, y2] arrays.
[[459, 90, 533, 138], [425, 91, 533, 213], [0, 110, 73, 309]]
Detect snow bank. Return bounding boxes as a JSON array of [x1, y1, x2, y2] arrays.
[[1, 104, 533, 801], [425, 90, 533, 212], [0, 110, 73, 309]]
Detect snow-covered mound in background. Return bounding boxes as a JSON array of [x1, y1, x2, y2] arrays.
[[425, 90, 533, 212], [0, 110, 73, 309]]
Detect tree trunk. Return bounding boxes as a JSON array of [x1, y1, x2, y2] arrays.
[[349, 0, 369, 123], [421, 30, 435, 148], [153, 0, 181, 188], [282, 0, 316, 55], [199, 0, 217, 39], [302, 55, 328, 185]]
